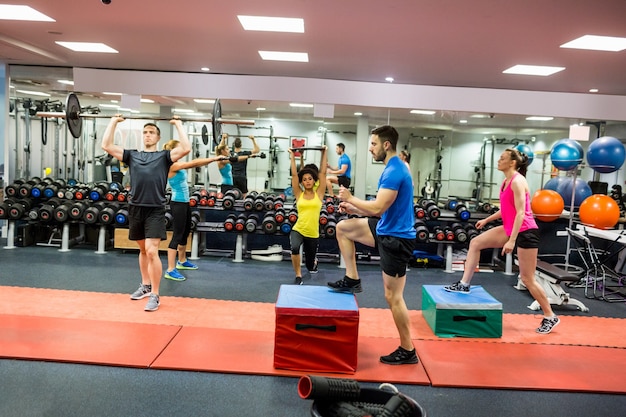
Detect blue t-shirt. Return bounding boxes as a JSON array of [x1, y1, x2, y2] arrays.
[[376, 155, 415, 239], [338, 154, 351, 179], [168, 169, 190, 203], [219, 164, 233, 186]]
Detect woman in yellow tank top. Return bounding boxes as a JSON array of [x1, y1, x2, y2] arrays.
[[288, 146, 328, 284]]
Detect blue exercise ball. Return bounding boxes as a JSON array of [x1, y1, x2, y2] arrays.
[[586, 136, 626, 174], [556, 177, 592, 210], [515, 144, 534, 165], [550, 139, 584, 171], [544, 176, 567, 191]]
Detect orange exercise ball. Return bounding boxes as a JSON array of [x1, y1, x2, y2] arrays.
[[531, 189, 564, 222], [578, 194, 620, 229]]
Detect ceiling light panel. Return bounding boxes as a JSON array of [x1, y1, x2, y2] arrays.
[[503, 65, 565, 76], [0, 5, 54, 21], [238, 16, 304, 33], [259, 51, 309, 62], [55, 42, 118, 53], [560, 35, 626, 52]]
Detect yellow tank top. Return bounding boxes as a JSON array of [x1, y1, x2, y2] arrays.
[[293, 192, 323, 238]]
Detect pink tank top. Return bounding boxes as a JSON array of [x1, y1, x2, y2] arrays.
[[499, 172, 538, 236]]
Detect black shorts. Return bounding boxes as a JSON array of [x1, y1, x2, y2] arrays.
[[128, 205, 167, 241], [233, 175, 248, 194], [516, 228, 540, 249], [338, 176, 351, 188], [367, 217, 415, 277]]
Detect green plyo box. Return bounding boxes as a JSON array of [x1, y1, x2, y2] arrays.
[[422, 285, 502, 338]]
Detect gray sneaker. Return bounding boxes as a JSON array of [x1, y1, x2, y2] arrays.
[[130, 284, 151, 300], [144, 294, 160, 312], [536, 316, 560, 334]]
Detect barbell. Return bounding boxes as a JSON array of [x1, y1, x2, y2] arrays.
[[35, 93, 255, 142]]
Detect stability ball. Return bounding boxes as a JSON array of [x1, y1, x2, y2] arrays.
[[586, 136, 626, 174], [579, 194, 620, 229], [531, 189, 564, 222], [515, 144, 534, 165], [550, 139, 584, 171], [556, 177, 592, 210], [544, 176, 567, 191]]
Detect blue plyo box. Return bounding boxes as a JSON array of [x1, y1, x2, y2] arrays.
[[422, 285, 502, 338]]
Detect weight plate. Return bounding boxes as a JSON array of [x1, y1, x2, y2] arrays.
[[66, 93, 83, 139], [201, 124, 209, 146], [212, 99, 222, 148]]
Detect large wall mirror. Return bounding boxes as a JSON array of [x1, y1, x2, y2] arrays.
[[4, 65, 626, 207]]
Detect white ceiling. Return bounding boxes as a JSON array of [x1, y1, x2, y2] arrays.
[[3, 0, 626, 133]]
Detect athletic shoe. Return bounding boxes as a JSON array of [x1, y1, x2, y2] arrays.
[[165, 269, 186, 281], [294, 276, 303, 285], [536, 316, 560, 334], [130, 284, 151, 300], [327, 276, 362, 293], [176, 260, 198, 270], [444, 281, 471, 294], [309, 259, 319, 274], [144, 294, 160, 312], [380, 346, 419, 365]]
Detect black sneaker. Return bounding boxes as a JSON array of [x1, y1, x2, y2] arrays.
[[444, 281, 470, 294], [380, 346, 419, 365], [536, 316, 560, 334], [327, 276, 362, 293], [309, 259, 319, 274], [294, 276, 303, 285]]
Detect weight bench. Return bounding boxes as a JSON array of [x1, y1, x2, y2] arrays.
[[515, 259, 589, 312]]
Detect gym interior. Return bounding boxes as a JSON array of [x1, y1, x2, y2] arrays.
[[1, 2, 626, 417]]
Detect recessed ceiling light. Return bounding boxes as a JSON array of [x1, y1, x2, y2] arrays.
[[459, 119, 468, 124], [57, 79, 74, 86], [103, 92, 123, 96], [385, 77, 394, 83], [354, 112, 363, 116], [194, 99, 215, 104], [256, 107, 266, 111], [470, 114, 490, 118], [503, 65, 565, 76], [259, 51, 308, 62], [289, 103, 314, 108], [0, 5, 54, 21], [140, 98, 154, 103], [16, 90, 50, 97], [55, 41, 118, 53], [410, 110, 436, 115], [238, 16, 304, 33], [560, 35, 626, 52], [526, 116, 554, 121], [200, 67, 210, 72], [589, 88, 599, 93]]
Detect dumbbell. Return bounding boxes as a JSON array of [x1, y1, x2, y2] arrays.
[[4, 179, 25, 198], [164, 211, 174, 230], [444, 199, 459, 210], [432, 225, 445, 241], [272, 195, 285, 210], [280, 219, 292, 234], [83, 201, 107, 224], [17, 178, 42, 198], [262, 212, 278, 234], [443, 226, 455, 241], [222, 189, 238, 210], [243, 195, 256, 211], [324, 216, 337, 238], [88, 183, 110, 201], [253, 194, 266, 211], [115, 208, 129, 226], [413, 204, 426, 219], [38, 197, 63, 222], [98, 203, 118, 225], [0, 198, 15, 219], [53, 200, 73, 222], [274, 209, 286, 224], [421, 199, 440, 219], [288, 209, 298, 224], [465, 223, 479, 241], [455, 203, 471, 221], [234, 214, 247, 232], [450, 222, 468, 243], [69, 201, 89, 220], [245, 214, 259, 233], [190, 211, 201, 230], [223, 213, 237, 231], [414, 219, 429, 242]]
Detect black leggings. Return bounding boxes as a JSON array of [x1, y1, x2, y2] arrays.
[[289, 230, 319, 271], [168, 201, 191, 249]]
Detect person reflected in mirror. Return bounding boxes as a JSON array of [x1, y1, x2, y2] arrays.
[[216, 133, 259, 195], [327, 143, 351, 197], [102, 117, 191, 312], [444, 148, 560, 334], [327, 126, 418, 365], [222, 134, 260, 198]]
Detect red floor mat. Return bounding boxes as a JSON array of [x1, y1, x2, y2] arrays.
[[150, 326, 430, 385], [416, 339, 626, 394], [0, 314, 180, 367]]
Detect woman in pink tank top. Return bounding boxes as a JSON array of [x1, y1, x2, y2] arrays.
[[444, 148, 560, 335]]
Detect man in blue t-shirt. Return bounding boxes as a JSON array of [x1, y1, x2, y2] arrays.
[[327, 143, 351, 197], [327, 125, 417, 366]]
